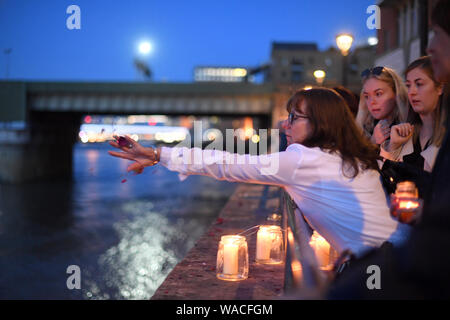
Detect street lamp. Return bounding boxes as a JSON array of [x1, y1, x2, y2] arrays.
[[3, 48, 12, 79], [313, 70, 326, 85], [138, 41, 152, 56], [368, 36, 378, 46], [336, 33, 354, 87], [336, 34, 353, 56], [135, 41, 153, 81]]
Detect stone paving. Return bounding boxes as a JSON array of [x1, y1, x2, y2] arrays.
[[151, 183, 284, 300]]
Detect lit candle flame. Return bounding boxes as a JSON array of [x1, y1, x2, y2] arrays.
[[399, 200, 420, 209]]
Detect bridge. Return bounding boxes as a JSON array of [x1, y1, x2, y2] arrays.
[[0, 81, 289, 183]]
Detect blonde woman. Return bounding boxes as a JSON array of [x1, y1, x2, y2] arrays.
[[380, 56, 446, 172], [356, 66, 411, 145]]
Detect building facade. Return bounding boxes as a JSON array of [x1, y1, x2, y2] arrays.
[[267, 41, 376, 93], [375, 0, 439, 74]]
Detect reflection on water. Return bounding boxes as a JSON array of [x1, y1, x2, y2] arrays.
[[0, 143, 236, 299]]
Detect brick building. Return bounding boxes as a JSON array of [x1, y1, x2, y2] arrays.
[[266, 41, 376, 93], [375, 0, 440, 74]]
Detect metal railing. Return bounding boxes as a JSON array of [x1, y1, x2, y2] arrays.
[[281, 190, 332, 298]]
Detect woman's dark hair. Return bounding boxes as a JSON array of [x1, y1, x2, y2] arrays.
[[405, 55, 441, 87], [286, 88, 380, 178], [333, 86, 359, 118], [432, 0, 450, 35]]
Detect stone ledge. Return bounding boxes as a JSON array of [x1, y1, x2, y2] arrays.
[[151, 183, 284, 300]]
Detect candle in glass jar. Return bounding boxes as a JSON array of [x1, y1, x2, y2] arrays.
[[217, 235, 248, 281], [256, 227, 271, 261], [291, 260, 303, 284], [398, 200, 420, 209], [223, 241, 239, 275], [309, 231, 330, 268], [396, 199, 420, 223]]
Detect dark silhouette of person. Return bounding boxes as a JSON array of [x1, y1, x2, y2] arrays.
[[333, 86, 359, 118]]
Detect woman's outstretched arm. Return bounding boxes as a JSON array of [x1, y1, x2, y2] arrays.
[[158, 145, 301, 186], [108, 135, 303, 187]]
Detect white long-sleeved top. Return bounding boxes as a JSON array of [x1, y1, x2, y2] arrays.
[[159, 144, 411, 258]]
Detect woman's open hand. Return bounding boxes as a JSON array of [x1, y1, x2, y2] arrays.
[[108, 135, 158, 174]]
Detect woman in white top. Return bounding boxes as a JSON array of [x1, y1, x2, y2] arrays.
[[108, 88, 411, 258], [380, 56, 446, 172]]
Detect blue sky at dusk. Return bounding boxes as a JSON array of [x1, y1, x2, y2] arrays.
[[0, 0, 377, 82]]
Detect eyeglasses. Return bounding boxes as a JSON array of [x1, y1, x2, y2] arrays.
[[361, 66, 385, 78], [288, 112, 309, 125]]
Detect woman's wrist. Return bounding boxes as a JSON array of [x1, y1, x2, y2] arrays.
[[387, 141, 402, 152], [154, 147, 161, 163], [144, 147, 161, 166], [382, 140, 391, 152]]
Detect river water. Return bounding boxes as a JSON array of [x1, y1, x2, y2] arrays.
[[0, 143, 236, 299]]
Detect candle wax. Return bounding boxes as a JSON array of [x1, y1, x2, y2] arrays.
[[310, 232, 330, 267], [256, 229, 271, 261], [223, 242, 239, 275]]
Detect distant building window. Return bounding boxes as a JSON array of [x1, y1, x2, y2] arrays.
[[412, 0, 418, 37], [291, 58, 304, 72], [292, 71, 302, 83], [408, 2, 414, 41], [349, 56, 359, 75], [384, 30, 390, 51], [349, 63, 359, 75], [398, 5, 405, 45]]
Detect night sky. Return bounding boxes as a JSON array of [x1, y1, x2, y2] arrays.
[[0, 0, 377, 82]]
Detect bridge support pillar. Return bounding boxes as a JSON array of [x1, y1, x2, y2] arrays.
[[0, 112, 81, 183]]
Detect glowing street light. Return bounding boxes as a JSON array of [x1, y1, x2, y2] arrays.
[[335, 33, 354, 56], [135, 41, 153, 81], [336, 33, 354, 86], [138, 41, 152, 55], [232, 68, 247, 77], [368, 36, 378, 46], [313, 70, 326, 85]]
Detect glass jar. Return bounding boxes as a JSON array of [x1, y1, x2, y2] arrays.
[[216, 235, 248, 281], [395, 181, 418, 198], [266, 213, 282, 226], [390, 181, 421, 224], [255, 225, 284, 264], [309, 231, 333, 270]]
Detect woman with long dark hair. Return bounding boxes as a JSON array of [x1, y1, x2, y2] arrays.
[[109, 88, 410, 258]]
